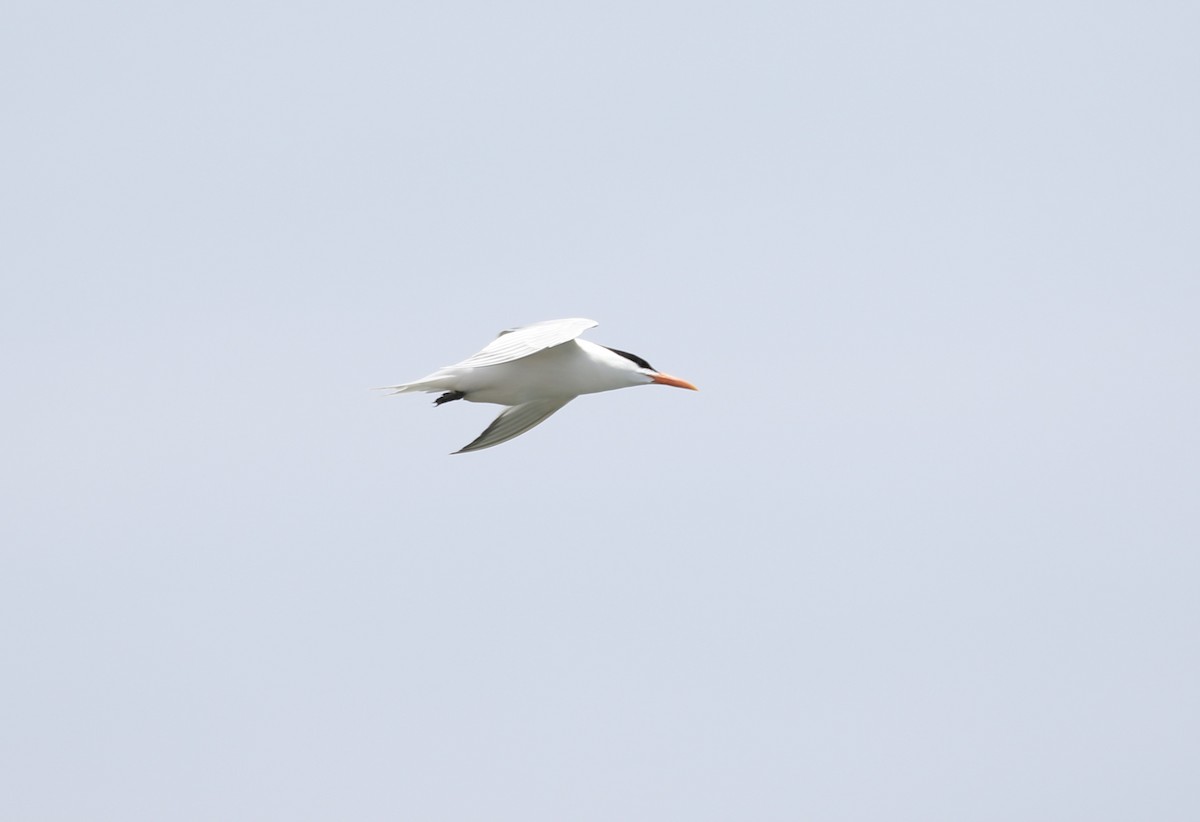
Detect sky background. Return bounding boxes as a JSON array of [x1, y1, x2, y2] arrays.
[[3, 1, 1198, 820]]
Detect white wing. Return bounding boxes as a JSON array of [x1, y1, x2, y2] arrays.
[[452, 318, 598, 368], [454, 398, 573, 453]]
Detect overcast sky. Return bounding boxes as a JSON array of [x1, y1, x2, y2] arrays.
[[3, 2, 1198, 820]]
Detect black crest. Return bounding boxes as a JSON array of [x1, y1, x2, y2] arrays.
[[604, 346, 655, 371]]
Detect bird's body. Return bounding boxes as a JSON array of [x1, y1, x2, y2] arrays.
[[416, 339, 647, 405], [383, 318, 697, 453]]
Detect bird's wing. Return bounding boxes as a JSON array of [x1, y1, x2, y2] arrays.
[[453, 318, 598, 368], [454, 398, 573, 453]]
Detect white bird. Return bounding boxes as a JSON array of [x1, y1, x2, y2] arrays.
[[383, 318, 698, 453]]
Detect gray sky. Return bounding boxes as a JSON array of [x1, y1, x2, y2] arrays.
[[3, 1, 1198, 820]]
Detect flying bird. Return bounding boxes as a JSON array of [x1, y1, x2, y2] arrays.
[[383, 318, 698, 453]]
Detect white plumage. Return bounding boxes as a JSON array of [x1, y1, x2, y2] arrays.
[[383, 318, 698, 453]]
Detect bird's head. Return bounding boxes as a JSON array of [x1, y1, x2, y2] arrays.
[[603, 346, 699, 391]]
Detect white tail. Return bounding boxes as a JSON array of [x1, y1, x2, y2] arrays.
[[375, 372, 457, 396]]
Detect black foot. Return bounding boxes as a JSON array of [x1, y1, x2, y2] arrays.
[[434, 391, 465, 407]]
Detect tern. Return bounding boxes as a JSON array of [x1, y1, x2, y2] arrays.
[[383, 318, 698, 453]]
